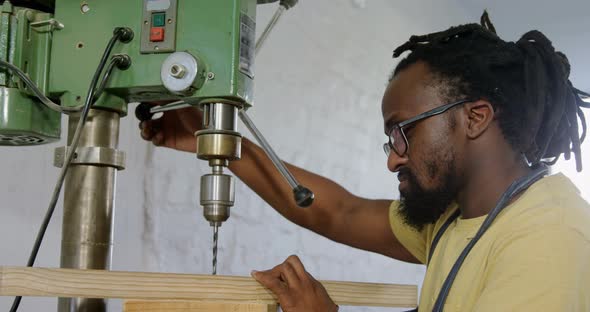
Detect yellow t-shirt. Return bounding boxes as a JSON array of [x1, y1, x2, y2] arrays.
[[390, 173, 590, 311]]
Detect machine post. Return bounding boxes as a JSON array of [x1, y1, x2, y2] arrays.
[[56, 109, 124, 312]]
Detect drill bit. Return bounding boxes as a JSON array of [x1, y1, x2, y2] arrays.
[[212, 224, 218, 275]]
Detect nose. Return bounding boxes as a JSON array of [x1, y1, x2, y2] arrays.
[[387, 150, 408, 173]]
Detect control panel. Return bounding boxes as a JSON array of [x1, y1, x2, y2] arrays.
[[141, 0, 178, 53]]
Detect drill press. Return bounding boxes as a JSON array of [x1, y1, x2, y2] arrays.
[[1, 0, 308, 311], [142, 0, 309, 276]]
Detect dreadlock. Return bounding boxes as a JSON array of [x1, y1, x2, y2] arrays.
[[392, 11, 590, 171]]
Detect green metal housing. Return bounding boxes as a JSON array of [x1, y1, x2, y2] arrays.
[[0, 0, 257, 145], [0, 2, 61, 145], [48, 0, 257, 114]]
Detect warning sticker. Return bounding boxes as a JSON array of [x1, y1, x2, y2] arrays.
[[239, 13, 255, 79]]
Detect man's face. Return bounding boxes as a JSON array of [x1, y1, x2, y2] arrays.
[[381, 62, 463, 230]]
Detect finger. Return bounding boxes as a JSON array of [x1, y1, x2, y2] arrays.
[[285, 255, 308, 280], [151, 131, 165, 146], [265, 263, 288, 284], [141, 127, 155, 141], [281, 259, 301, 286], [251, 269, 286, 296], [139, 120, 153, 140], [140, 120, 162, 141], [252, 263, 287, 286]]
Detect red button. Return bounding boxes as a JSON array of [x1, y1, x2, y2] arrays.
[[150, 27, 165, 42]]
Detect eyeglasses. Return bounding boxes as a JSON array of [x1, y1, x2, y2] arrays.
[[383, 99, 472, 157]]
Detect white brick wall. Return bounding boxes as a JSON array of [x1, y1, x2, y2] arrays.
[[3, 1, 588, 311]]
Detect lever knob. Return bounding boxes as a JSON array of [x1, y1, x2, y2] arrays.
[[293, 185, 314, 207]]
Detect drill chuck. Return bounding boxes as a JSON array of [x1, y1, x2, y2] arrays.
[[196, 102, 241, 227], [200, 171, 235, 226]]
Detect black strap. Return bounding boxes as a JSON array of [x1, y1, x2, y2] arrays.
[[428, 209, 461, 264], [431, 166, 548, 312], [406, 166, 548, 312], [403, 208, 460, 312]]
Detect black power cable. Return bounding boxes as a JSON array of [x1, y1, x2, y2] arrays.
[[93, 54, 132, 103], [8, 27, 132, 312], [0, 59, 81, 113]]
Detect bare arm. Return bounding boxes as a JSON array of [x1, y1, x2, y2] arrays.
[[231, 138, 418, 263], [139, 107, 418, 263]]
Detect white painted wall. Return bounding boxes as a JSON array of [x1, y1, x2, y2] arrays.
[[1, 1, 588, 311]]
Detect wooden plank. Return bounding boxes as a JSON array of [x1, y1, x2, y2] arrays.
[[123, 301, 277, 312], [0, 266, 417, 307]]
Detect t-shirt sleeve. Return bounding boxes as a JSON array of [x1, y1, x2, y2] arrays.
[[473, 226, 590, 311], [388, 201, 430, 264]]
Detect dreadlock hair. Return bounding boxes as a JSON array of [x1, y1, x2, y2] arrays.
[[392, 11, 590, 172]]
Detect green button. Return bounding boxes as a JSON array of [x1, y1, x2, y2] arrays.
[[152, 12, 166, 27]]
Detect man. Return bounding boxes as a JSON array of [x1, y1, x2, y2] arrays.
[[140, 14, 590, 312]]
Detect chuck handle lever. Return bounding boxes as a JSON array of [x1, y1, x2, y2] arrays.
[[239, 110, 314, 208]]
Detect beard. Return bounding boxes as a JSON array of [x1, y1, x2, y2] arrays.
[[398, 155, 459, 231]]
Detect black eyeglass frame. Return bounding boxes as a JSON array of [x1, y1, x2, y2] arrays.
[[384, 99, 474, 157]]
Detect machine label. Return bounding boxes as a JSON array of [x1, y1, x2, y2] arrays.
[[239, 13, 255, 79], [147, 0, 171, 11]]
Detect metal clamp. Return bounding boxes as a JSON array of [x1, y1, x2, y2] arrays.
[[30, 18, 65, 33], [54, 146, 126, 170]]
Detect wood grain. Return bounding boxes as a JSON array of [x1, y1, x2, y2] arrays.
[[123, 301, 277, 312], [0, 266, 417, 307]]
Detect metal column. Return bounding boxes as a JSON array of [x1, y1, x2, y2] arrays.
[[56, 109, 124, 312]]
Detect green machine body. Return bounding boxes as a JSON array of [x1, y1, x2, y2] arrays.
[[0, 0, 258, 145], [49, 0, 257, 113], [0, 1, 61, 145]]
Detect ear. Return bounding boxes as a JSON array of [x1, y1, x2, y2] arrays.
[[463, 100, 495, 139]]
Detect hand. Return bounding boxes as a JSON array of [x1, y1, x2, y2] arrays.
[[138, 103, 203, 153], [251, 255, 338, 312]]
